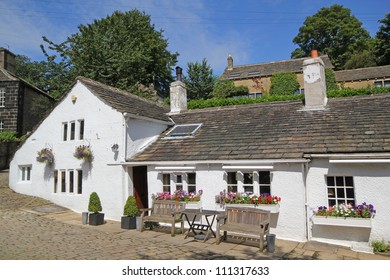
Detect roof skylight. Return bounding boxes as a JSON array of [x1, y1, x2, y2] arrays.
[[165, 124, 202, 138]]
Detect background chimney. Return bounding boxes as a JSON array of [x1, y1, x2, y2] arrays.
[[170, 66, 187, 114], [227, 54, 233, 70], [0, 48, 16, 73], [303, 54, 327, 110]]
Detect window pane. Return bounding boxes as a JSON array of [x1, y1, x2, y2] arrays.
[[63, 123, 68, 141], [260, 186, 270, 195], [162, 174, 170, 185], [374, 81, 382, 88], [336, 188, 345, 198], [326, 176, 335, 186], [227, 172, 237, 184], [345, 176, 353, 186], [259, 171, 270, 184], [54, 170, 58, 193], [188, 173, 196, 185], [228, 185, 237, 192], [327, 188, 335, 198], [244, 185, 253, 193], [177, 175, 182, 184], [79, 120, 84, 140], [61, 171, 66, 192], [384, 80, 390, 87], [77, 170, 83, 194], [243, 173, 253, 184], [70, 122, 75, 140], [329, 199, 336, 206], [336, 176, 344, 186], [69, 171, 74, 193], [346, 188, 354, 199], [22, 167, 25, 181]]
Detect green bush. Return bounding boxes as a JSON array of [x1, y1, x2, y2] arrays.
[[88, 192, 102, 213], [325, 69, 337, 91], [0, 131, 21, 142], [371, 240, 390, 253], [123, 196, 138, 217]]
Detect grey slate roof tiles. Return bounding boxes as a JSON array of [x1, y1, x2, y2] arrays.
[[221, 55, 333, 80], [335, 65, 390, 82], [78, 77, 171, 123], [130, 93, 390, 162]]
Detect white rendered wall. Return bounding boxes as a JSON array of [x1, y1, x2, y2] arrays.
[[307, 158, 390, 245], [9, 81, 126, 220], [147, 163, 307, 242]]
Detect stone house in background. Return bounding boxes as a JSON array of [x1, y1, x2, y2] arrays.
[[0, 48, 55, 136], [222, 54, 390, 96]]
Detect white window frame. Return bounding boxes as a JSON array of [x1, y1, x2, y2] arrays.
[[227, 170, 272, 194], [159, 172, 197, 193], [62, 119, 85, 141], [53, 169, 83, 194], [326, 175, 355, 207], [0, 88, 5, 107], [19, 165, 32, 182]]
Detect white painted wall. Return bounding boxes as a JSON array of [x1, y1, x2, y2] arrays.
[[9, 81, 126, 220], [307, 158, 390, 246], [147, 163, 307, 242]]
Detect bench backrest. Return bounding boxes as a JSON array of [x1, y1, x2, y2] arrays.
[[224, 206, 270, 226], [151, 200, 186, 216]]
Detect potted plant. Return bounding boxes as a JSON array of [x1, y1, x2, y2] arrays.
[[121, 196, 138, 229], [36, 148, 55, 165], [88, 192, 104, 226], [74, 145, 93, 162]]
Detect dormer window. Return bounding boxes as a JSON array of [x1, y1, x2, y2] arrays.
[[165, 124, 202, 138]]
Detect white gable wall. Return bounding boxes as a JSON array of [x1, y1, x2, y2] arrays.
[[9, 81, 126, 220]]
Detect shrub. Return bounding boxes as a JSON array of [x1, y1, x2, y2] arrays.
[[0, 131, 21, 142], [371, 241, 390, 253], [269, 73, 300, 96], [123, 196, 138, 217], [88, 192, 102, 213]]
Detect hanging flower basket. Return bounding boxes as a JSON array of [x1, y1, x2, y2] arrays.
[[74, 145, 93, 162], [36, 148, 54, 165]]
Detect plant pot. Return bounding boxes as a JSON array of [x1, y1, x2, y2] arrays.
[[82, 212, 89, 225], [121, 216, 137, 229], [312, 215, 372, 228], [89, 212, 104, 226]]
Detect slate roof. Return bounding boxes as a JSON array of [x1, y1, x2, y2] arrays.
[[221, 55, 333, 80], [78, 77, 171, 123], [335, 65, 390, 82], [130, 93, 390, 162]]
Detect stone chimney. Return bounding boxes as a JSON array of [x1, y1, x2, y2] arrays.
[[303, 52, 327, 110], [227, 54, 233, 70], [0, 48, 16, 73], [170, 66, 187, 114]]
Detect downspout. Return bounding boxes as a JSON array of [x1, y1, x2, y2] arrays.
[[302, 160, 311, 241], [122, 113, 129, 201]]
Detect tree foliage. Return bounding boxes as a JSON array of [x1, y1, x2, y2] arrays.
[[211, 78, 249, 98], [15, 52, 75, 99], [325, 69, 338, 91], [269, 73, 299, 96], [184, 58, 216, 100], [375, 13, 390, 66], [291, 5, 371, 70], [88, 192, 103, 213], [42, 9, 178, 97]]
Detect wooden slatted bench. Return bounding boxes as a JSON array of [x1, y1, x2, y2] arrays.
[[216, 206, 271, 251], [139, 200, 186, 236]]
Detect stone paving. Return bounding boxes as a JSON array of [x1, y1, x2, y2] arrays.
[[1, 171, 390, 260]]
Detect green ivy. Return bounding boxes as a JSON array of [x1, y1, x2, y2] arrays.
[[269, 73, 300, 96], [0, 131, 22, 142]]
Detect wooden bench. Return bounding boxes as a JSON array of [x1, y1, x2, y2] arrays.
[[216, 206, 271, 251], [139, 200, 186, 236]]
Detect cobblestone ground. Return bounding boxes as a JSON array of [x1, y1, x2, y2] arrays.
[[0, 185, 273, 260]]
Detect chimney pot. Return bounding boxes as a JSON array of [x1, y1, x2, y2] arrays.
[[175, 66, 183, 81], [311, 50, 319, 58]]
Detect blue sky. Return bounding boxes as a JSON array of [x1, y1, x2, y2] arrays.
[[0, 0, 389, 76]]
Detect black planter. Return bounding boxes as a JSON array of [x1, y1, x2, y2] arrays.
[[89, 212, 104, 226], [121, 216, 137, 229]]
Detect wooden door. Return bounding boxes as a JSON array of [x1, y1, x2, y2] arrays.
[[133, 166, 148, 210]]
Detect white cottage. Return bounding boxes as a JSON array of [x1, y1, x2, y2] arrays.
[[9, 57, 390, 252]]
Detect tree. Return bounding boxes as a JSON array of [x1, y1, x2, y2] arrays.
[[211, 79, 249, 98], [42, 9, 178, 97], [15, 52, 74, 99], [375, 13, 390, 66], [291, 5, 371, 70], [269, 73, 299, 96], [184, 58, 216, 100]]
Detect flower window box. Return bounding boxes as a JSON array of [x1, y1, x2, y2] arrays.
[[312, 216, 372, 228]]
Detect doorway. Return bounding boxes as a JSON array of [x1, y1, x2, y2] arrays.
[[132, 166, 148, 210]]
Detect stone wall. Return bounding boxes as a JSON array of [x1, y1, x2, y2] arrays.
[[0, 142, 19, 170], [0, 81, 20, 133]]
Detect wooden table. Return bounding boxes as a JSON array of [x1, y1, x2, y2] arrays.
[[181, 209, 221, 242]]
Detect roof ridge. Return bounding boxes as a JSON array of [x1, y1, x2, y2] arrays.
[[76, 76, 168, 110], [229, 55, 329, 69]]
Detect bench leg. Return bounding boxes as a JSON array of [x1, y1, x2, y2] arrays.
[[223, 231, 227, 241], [259, 235, 264, 251], [140, 220, 144, 232], [181, 221, 184, 234], [171, 222, 175, 237]]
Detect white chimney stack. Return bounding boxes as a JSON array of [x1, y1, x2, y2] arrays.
[[303, 52, 327, 110], [170, 66, 187, 114]]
